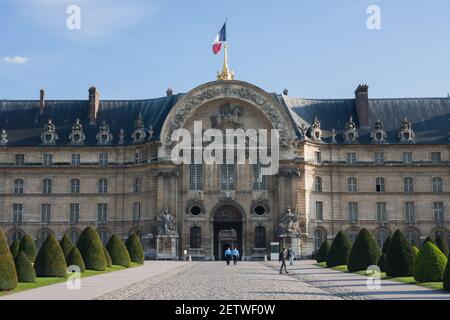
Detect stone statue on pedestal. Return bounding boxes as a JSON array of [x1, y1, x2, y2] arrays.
[[158, 207, 177, 236], [278, 207, 300, 236]]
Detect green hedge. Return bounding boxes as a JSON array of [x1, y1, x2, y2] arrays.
[[435, 234, 449, 257], [103, 245, 112, 267], [125, 233, 144, 264], [0, 229, 18, 291], [9, 240, 20, 259], [34, 234, 67, 277], [106, 235, 131, 268], [326, 231, 352, 268], [386, 229, 415, 277], [67, 247, 86, 273], [59, 234, 75, 262], [19, 234, 37, 262], [76, 227, 107, 271], [414, 242, 447, 283], [15, 251, 36, 283], [348, 228, 381, 272], [316, 240, 331, 263]]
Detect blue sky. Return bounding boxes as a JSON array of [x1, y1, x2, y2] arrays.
[[0, 0, 449, 100]]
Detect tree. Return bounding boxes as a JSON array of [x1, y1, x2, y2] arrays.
[[15, 251, 36, 283], [103, 245, 112, 267], [19, 234, 37, 262], [386, 229, 415, 277], [435, 234, 449, 257], [443, 259, 450, 291], [34, 234, 67, 277], [125, 233, 144, 264], [9, 240, 20, 259], [59, 234, 75, 262], [106, 235, 131, 268], [414, 242, 447, 283], [422, 236, 436, 247], [377, 235, 391, 272], [76, 227, 106, 271], [66, 247, 85, 273], [381, 236, 391, 254], [0, 229, 18, 290], [326, 231, 352, 268], [348, 228, 382, 272], [316, 240, 331, 263]]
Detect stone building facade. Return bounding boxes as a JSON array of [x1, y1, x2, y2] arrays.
[[1, 80, 449, 260]]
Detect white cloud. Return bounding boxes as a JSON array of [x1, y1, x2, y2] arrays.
[[3, 56, 29, 64]]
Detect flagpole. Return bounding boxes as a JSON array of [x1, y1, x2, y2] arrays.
[[217, 20, 234, 81]]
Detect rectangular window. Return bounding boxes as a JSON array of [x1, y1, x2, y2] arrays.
[[405, 202, 415, 223], [220, 164, 235, 190], [133, 203, 141, 222], [99, 153, 109, 166], [15, 154, 25, 166], [348, 202, 358, 223], [314, 151, 322, 164], [346, 152, 357, 165], [41, 204, 51, 223], [43, 179, 52, 194], [97, 204, 107, 223], [404, 177, 414, 193], [316, 201, 323, 222], [403, 152, 413, 164], [347, 177, 357, 192], [43, 154, 52, 166], [376, 178, 385, 192], [134, 151, 143, 164], [13, 204, 23, 223], [254, 226, 266, 249], [431, 152, 441, 164], [374, 152, 384, 164], [14, 179, 24, 194], [70, 203, 80, 223], [433, 202, 444, 223], [71, 154, 81, 166], [71, 179, 80, 194], [190, 164, 203, 190], [133, 178, 141, 193], [376, 202, 387, 222], [252, 163, 267, 190]]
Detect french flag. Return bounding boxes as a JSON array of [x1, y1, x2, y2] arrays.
[[212, 22, 227, 55]]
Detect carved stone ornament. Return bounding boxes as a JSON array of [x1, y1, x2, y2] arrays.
[[157, 207, 177, 236], [0, 129, 7, 146], [68, 119, 86, 145], [41, 119, 59, 145], [210, 104, 243, 130], [343, 116, 359, 143], [147, 125, 154, 141], [398, 117, 415, 143], [118, 129, 126, 145], [163, 83, 292, 151], [371, 119, 388, 144], [298, 123, 308, 141], [278, 207, 300, 236], [96, 120, 113, 145], [132, 113, 147, 144], [310, 117, 322, 143], [330, 128, 337, 144]]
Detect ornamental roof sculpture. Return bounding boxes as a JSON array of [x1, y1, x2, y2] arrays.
[[343, 116, 359, 143], [118, 129, 126, 145], [41, 119, 59, 145], [68, 118, 86, 145], [132, 113, 147, 144], [96, 120, 113, 145], [371, 119, 388, 144], [310, 117, 322, 143], [399, 117, 415, 143], [0, 129, 7, 146]]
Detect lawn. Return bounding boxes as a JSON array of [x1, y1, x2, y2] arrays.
[[315, 262, 444, 291], [0, 262, 141, 297]]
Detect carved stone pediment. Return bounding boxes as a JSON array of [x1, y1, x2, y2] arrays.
[[371, 120, 388, 144], [343, 116, 359, 143], [398, 117, 415, 143], [41, 119, 59, 145], [96, 120, 113, 145], [68, 119, 86, 145], [210, 104, 243, 130]]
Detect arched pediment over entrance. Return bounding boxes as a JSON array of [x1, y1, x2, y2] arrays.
[[159, 80, 297, 158], [214, 205, 243, 222]]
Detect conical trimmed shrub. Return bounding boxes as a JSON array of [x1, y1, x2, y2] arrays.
[[316, 240, 331, 263], [412, 246, 419, 256], [103, 245, 112, 267], [0, 229, 18, 290], [15, 251, 36, 283], [348, 228, 382, 272], [125, 233, 144, 264], [443, 259, 450, 291], [76, 227, 106, 271], [66, 247, 85, 273], [59, 234, 74, 262], [19, 234, 37, 262], [386, 229, 415, 277], [377, 253, 387, 272], [435, 234, 449, 257], [381, 236, 391, 254], [414, 242, 447, 283], [106, 235, 131, 267], [34, 234, 67, 277], [422, 236, 436, 247], [9, 240, 20, 259], [326, 231, 352, 268]]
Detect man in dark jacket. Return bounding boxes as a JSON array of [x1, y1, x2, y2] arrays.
[[279, 248, 288, 274]]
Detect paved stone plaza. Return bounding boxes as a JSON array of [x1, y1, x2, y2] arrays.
[[2, 260, 450, 300]]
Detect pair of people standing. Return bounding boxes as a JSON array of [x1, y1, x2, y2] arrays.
[[224, 247, 240, 265]]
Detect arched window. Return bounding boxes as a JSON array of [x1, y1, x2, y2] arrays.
[[98, 179, 108, 193], [68, 230, 79, 245], [14, 179, 24, 194], [405, 229, 419, 246], [133, 177, 141, 193], [190, 227, 201, 249], [314, 177, 322, 192], [255, 226, 266, 249], [314, 229, 325, 250], [432, 177, 443, 193], [376, 178, 385, 192], [43, 179, 52, 194], [98, 229, 109, 245], [71, 179, 80, 193], [376, 229, 388, 248], [37, 230, 51, 249]]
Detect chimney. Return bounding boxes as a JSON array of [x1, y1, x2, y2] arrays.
[[39, 88, 45, 114], [354, 84, 369, 128], [88, 86, 100, 125]]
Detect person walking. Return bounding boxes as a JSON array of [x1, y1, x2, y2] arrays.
[[288, 247, 294, 266], [232, 247, 240, 266], [279, 248, 288, 274], [224, 247, 232, 266]]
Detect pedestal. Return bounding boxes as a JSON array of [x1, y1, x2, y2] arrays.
[[156, 234, 179, 260], [279, 234, 301, 259]]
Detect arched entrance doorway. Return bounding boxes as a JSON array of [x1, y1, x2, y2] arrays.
[[213, 205, 243, 261]]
